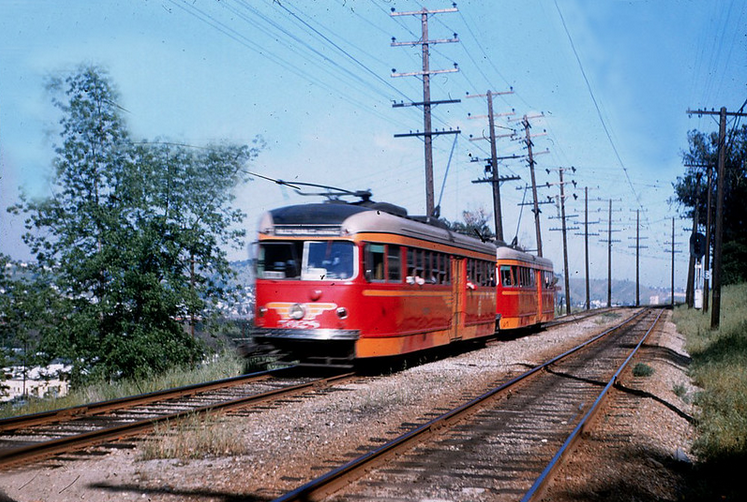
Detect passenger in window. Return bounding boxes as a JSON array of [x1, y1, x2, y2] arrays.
[[406, 268, 425, 286]]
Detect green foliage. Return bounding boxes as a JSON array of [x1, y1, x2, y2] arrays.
[[673, 283, 747, 498], [673, 125, 747, 285], [632, 362, 654, 377], [7, 65, 263, 383], [0, 256, 60, 387], [444, 207, 495, 241], [0, 350, 245, 419]]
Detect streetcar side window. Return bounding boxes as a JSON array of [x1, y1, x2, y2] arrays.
[[439, 253, 451, 284], [500, 265, 513, 287], [432, 253, 442, 284], [364, 243, 386, 282], [387, 245, 402, 282]]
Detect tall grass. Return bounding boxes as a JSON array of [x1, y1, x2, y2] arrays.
[[672, 283, 747, 499], [140, 412, 248, 460], [0, 350, 246, 419]]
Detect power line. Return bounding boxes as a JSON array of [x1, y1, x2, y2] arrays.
[[553, 0, 642, 211]]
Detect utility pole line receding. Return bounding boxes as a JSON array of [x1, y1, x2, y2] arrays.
[[687, 106, 747, 328], [599, 199, 622, 307], [628, 209, 648, 307], [556, 167, 574, 314], [391, 6, 460, 217]]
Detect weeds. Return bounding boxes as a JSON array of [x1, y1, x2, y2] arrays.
[[141, 412, 247, 460], [0, 350, 246, 419], [672, 382, 688, 400], [632, 362, 654, 377], [673, 283, 747, 499]]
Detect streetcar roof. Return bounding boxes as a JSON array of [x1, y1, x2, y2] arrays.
[[496, 245, 554, 269], [258, 202, 500, 255]]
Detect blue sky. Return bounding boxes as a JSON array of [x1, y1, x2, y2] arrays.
[[1, 0, 745, 291]]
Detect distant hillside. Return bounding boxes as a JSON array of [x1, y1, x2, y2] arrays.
[[231, 259, 254, 286], [559, 276, 682, 307]]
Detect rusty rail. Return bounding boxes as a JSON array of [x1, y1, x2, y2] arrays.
[[0, 370, 354, 469], [271, 308, 651, 502], [521, 307, 664, 501]]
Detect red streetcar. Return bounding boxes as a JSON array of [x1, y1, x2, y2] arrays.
[[251, 192, 555, 367], [496, 246, 556, 329]]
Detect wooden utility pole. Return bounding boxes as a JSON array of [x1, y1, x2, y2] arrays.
[[711, 107, 728, 326], [687, 106, 747, 327], [636, 210, 641, 307], [664, 217, 682, 306], [607, 200, 613, 307], [704, 163, 712, 312], [671, 217, 676, 306], [687, 171, 702, 308], [555, 168, 576, 314], [523, 115, 543, 256], [547, 169, 579, 315], [392, 6, 460, 217], [627, 209, 648, 307], [466, 90, 518, 241], [600, 199, 621, 307], [585, 187, 590, 310]]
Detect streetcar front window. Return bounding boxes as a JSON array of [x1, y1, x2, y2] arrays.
[[257, 242, 302, 279], [258, 240, 356, 280], [303, 241, 356, 280]]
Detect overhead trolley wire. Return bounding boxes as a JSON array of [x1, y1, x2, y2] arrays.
[[553, 0, 643, 212]]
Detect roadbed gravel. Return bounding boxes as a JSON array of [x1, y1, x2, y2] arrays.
[[0, 308, 695, 502]]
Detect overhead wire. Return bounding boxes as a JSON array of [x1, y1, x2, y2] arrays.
[[553, 0, 642, 212]]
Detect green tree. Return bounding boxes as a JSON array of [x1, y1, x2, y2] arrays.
[[446, 208, 496, 241], [9, 65, 262, 383], [674, 125, 747, 285], [0, 256, 59, 397]]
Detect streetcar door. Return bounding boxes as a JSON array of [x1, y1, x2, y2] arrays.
[[535, 268, 543, 323], [451, 256, 465, 341]]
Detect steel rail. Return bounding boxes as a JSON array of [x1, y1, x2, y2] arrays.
[[521, 308, 664, 502], [271, 308, 650, 502], [542, 306, 615, 328], [0, 371, 354, 469], [0, 367, 294, 432]]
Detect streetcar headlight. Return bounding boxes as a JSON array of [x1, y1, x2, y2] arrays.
[[289, 303, 305, 320], [336, 307, 348, 319], [258, 306, 268, 317]]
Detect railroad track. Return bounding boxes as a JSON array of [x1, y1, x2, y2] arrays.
[[542, 306, 617, 329], [272, 308, 663, 502], [0, 367, 355, 469]]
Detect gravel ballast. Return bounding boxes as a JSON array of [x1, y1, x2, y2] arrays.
[[0, 309, 695, 502]]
